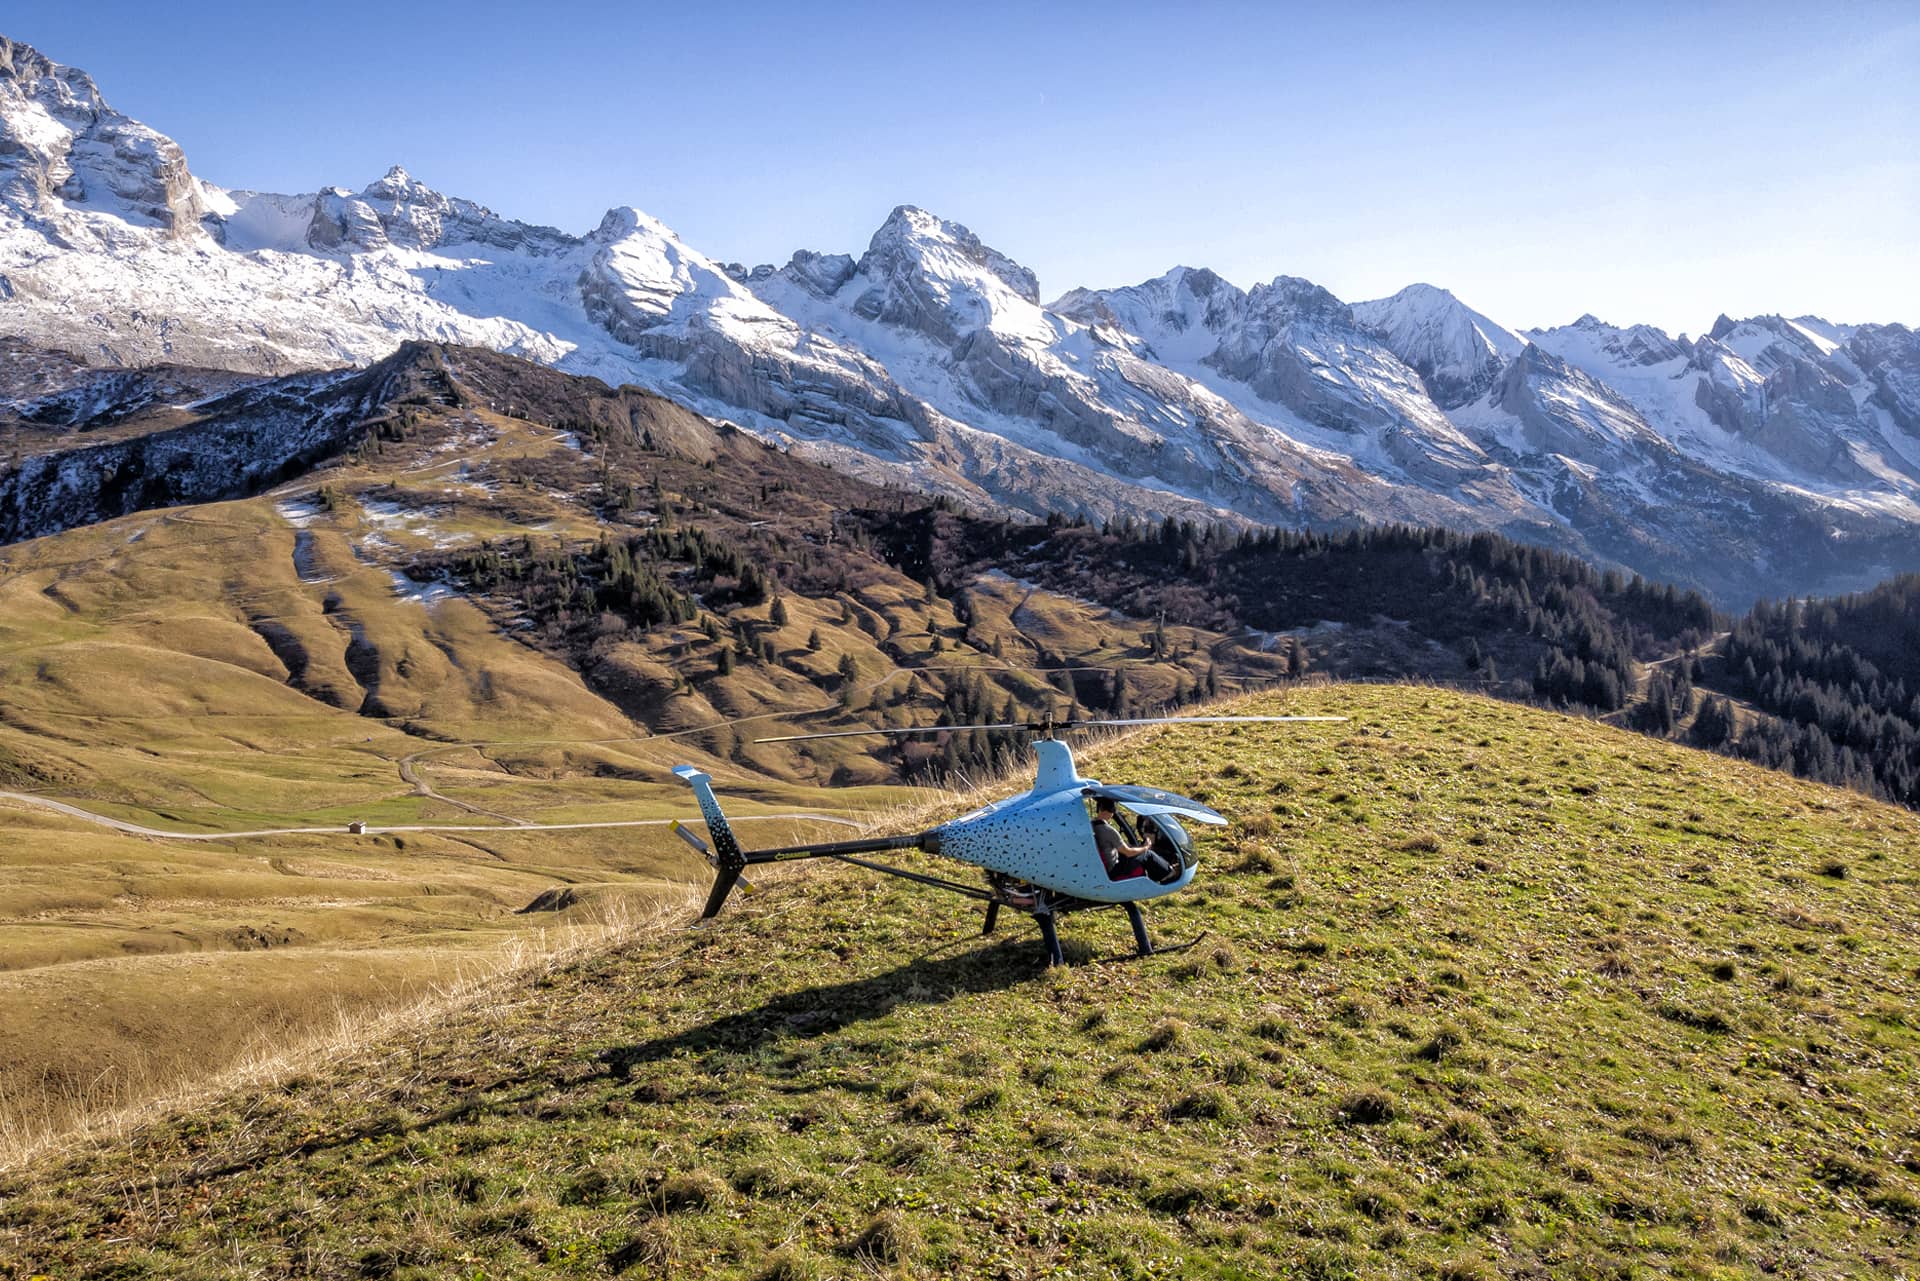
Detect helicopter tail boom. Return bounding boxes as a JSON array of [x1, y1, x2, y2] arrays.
[[673, 765, 941, 918]]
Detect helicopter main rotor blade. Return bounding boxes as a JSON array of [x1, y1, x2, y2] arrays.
[[1066, 715, 1349, 727], [755, 723, 1031, 744], [756, 713, 1345, 744]]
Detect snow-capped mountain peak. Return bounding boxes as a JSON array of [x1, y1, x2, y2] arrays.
[[1051, 266, 1491, 483], [294, 165, 573, 256], [0, 33, 206, 238], [582, 205, 804, 346], [1351, 282, 1524, 408], [860, 206, 1039, 301], [841, 205, 1046, 347], [1705, 313, 1848, 373], [362, 164, 426, 201], [1532, 314, 1689, 368], [1247, 274, 1351, 323], [1051, 266, 1237, 350]]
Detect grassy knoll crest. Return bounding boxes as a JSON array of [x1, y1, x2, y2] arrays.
[[5, 686, 1918, 1278]]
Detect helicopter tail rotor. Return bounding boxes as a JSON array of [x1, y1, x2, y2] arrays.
[[672, 766, 749, 919]]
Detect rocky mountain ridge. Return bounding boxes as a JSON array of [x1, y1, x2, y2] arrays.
[[3, 34, 1918, 604], [0, 343, 430, 542]]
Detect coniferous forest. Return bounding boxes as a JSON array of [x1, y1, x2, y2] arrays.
[[871, 505, 1721, 714], [1703, 575, 1920, 806]]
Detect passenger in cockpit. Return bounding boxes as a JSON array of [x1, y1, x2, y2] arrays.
[[1091, 797, 1154, 880]]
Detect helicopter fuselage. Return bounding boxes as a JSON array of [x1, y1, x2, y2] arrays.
[[933, 762, 1204, 903], [919, 738, 1220, 902], [677, 735, 1232, 961]]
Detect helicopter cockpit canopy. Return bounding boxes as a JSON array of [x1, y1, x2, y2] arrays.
[[1081, 784, 1227, 827], [1084, 784, 1218, 881]]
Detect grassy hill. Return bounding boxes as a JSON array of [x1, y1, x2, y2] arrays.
[[6, 686, 1917, 1279]]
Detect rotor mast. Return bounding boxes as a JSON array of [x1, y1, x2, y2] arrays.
[[1032, 738, 1081, 791]]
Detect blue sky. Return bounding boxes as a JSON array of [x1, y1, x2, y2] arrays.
[[9, 1, 1916, 335]]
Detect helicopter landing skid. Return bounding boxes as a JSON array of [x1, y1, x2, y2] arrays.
[[993, 891, 1153, 967]]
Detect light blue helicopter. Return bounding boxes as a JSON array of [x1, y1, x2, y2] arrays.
[[671, 713, 1344, 965]]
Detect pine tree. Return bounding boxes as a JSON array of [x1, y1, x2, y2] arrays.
[[1644, 675, 1676, 734]]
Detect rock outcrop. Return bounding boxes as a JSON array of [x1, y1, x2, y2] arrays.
[[0, 34, 206, 237]]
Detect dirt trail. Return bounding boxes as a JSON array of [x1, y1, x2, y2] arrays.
[[397, 750, 531, 825], [1639, 630, 1731, 691]]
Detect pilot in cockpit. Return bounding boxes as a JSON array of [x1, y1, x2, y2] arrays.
[[1092, 797, 1161, 880]]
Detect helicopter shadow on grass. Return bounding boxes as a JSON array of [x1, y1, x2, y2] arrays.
[[181, 928, 1207, 1180], [598, 933, 1051, 1080], [597, 919, 1211, 1082]]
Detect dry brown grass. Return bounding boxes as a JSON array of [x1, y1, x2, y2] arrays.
[[0, 883, 697, 1173]]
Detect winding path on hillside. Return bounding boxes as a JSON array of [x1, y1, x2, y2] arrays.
[[397, 749, 532, 825], [387, 652, 1285, 804]]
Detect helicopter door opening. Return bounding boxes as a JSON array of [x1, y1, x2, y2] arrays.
[[1084, 784, 1212, 885], [1136, 811, 1196, 882], [1089, 800, 1191, 885]]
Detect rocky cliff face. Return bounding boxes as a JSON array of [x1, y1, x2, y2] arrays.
[[1484, 344, 1668, 463], [0, 35, 207, 239], [2, 34, 1918, 605], [300, 166, 574, 256], [0, 347, 432, 542]]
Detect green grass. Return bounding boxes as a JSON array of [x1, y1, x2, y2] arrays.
[[6, 686, 1918, 1278]]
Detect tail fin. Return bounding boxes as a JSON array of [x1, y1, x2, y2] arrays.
[[673, 766, 747, 919]]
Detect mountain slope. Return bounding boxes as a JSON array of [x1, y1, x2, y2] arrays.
[[1526, 312, 1920, 508], [5, 687, 1917, 1278], [4, 33, 1920, 605]]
